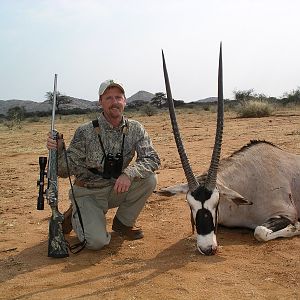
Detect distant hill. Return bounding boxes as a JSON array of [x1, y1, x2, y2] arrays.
[[0, 99, 51, 116], [59, 97, 98, 110], [0, 92, 155, 116], [0, 97, 98, 116], [195, 97, 218, 103], [127, 91, 155, 103], [0, 92, 221, 116]]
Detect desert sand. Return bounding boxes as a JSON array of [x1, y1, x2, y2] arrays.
[[0, 108, 299, 299]]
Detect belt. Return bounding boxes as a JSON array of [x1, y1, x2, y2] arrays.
[[73, 179, 113, 189]]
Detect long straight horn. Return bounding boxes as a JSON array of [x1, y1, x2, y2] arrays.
[[205, 42, 224, 191], [162, 50, 199, 192]]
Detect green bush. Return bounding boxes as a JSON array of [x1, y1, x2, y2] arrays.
[[282, 88, 300, 104], [202, 104, 210, 111], [141, 104, 157, 116], [236, 100, 274, 118], [7, 106, 26, 122]]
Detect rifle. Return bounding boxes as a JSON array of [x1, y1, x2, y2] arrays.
[[37, 74, 69, 258]]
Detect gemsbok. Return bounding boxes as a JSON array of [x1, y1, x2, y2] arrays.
[[160, 44, 300, 255]]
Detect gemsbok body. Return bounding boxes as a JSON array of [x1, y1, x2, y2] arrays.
[[160, 44, 300, 255]]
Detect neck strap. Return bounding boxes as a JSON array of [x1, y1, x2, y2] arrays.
[[92, 118, 127, 159]]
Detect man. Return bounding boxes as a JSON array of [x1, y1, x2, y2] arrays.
[[47, 79, 160, 250]]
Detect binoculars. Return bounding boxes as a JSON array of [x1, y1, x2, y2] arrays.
[[102, 153, 123, 179]]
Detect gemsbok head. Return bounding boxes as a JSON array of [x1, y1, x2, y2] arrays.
[[162, 44, 224, 255]]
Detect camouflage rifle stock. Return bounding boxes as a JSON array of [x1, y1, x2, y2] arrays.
[[37, 74, 69, 258]]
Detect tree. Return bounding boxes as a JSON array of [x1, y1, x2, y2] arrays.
[[7, 106, 26, 122], [151, 92, 167, 108], [6, 106, 26, 129], [283, 87, 300, 104], [233, 89, 254, 103], [45, 91, 71, 113]]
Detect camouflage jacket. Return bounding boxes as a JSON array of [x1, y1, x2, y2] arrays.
[[57, 113, 160, 184]]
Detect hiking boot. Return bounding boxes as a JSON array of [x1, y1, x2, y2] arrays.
[[62, 205, 73, 234], [112, 217, 144, 240]]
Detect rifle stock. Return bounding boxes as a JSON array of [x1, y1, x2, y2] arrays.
[[47, 130, 69, 258], [38, 74, 69, 258]]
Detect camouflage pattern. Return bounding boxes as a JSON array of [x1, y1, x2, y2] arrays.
[[48, 206, 69, 258], [47, 133, 59, 206], [47, 131, 69, 258], [57, 113, 160, 184]]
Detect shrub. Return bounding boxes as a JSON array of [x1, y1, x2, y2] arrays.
[[202, 104, 210, 111], [141, 104, 157, 116], [7, 106, 26, 122], [233, 89, 255, 103], [236, 100, 274, 118], [3, 120, 23, 129], [28, 116, 40, 122], [282, 87, 300, 104]]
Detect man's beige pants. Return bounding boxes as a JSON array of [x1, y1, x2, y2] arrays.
[[69, 174, 157, 250]]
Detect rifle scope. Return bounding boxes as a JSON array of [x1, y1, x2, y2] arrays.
[[37, 156, 47, 210]]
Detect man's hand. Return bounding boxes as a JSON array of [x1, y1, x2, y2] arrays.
[[46, 132, 64, 151], [114, 173, 132, 193]]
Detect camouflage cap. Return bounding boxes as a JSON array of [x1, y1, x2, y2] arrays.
[[98, 79, 125, 96]]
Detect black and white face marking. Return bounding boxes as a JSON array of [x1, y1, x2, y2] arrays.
[[187, 186, 219, 255]]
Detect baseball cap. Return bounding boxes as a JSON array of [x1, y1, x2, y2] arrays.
[[98, 79, 125, 96]]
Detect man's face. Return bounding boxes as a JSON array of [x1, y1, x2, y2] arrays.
[[100, 86, 126, 120]]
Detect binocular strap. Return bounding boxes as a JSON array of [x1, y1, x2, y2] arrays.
[[92, 118, 126, 162]]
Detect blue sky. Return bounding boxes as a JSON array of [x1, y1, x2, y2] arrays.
[[0, 0, 299, 102]]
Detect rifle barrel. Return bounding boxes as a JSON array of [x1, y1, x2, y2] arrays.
[[51, 74, 58, 133]]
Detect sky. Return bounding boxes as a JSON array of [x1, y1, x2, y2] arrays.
[[0, 0, 299, 103]]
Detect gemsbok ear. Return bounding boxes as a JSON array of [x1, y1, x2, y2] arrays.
[[156, 183, 189, 196], [217, 182, 252, 205]]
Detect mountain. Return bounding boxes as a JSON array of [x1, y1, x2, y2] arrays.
[[59, 97, 98, 110], [127, 91, 155, 103], [0, 91, 155, 116], [0, 97, 98, 116], [0, 99, 51, 116], [0, 92, 220, 116], [196, 97, 218, 103]]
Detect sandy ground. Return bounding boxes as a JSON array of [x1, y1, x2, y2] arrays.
[[0, 108, 299, 300]]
